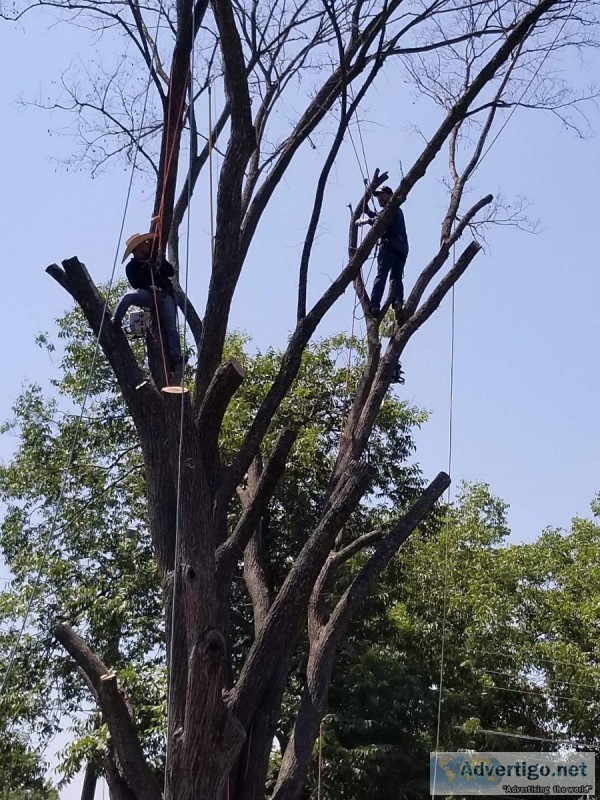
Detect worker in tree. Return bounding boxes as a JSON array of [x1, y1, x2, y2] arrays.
[[357, 186, 408, 385], [112, 232, 183, 379], [359, 185, 409, 317]]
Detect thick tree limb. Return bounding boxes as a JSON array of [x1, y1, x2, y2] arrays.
[[216, 428, 297, 581], [229, 459, 374, 726], [331, 529, 382, 564], [55, 623, 161, 800], [103, 750, 137, 800], [152, 0, 208, 243], [332, 471, 450, 626], [273, 472, 450, 800], [45, 259, 163, 436], [309, 529, 382, 632], [47, 258, 180, 589], [237, 456, 276, 636], [230, 664, 290, 800], [173, 628, 246, 796], [172, 280, 204, 348], [404, 195, 493, 318], [243, 516, 275, 636], [195, 357, 246, 433], [195, 0, 256, 399], [334, 240, 481, 482]]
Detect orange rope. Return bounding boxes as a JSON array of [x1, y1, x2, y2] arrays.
[[154, 66, 190, 253], [147, 59, 190, 386]]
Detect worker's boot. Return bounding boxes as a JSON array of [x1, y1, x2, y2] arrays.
[[391, 362, 405, 385]]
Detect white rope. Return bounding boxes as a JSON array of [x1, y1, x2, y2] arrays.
[[431, 274, 456, 798], [163, 4, 197, 794]]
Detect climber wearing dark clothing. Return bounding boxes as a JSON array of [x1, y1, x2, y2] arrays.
[[361, 185, 409, 315], [112, 232, 183, 370]]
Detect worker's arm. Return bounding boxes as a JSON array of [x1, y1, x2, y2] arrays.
[[363, 205, 377, 219]]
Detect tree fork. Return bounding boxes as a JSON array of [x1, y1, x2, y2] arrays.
[[273, 471, 451, 800]]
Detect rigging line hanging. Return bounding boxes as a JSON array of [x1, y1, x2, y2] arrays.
[[347, 83, 370, 184], [208, 82, 215, 262], [149, 54, 193, 391], [340, 86, 376, 423], [432, 250, 457, 800], [431, 17, 573, 765], [162, 2, 197, 795], [0, 0, 167, 708]]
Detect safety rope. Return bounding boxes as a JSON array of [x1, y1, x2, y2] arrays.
[[431, 260, 456, 799], [163, 3, 197, 792], [150, 64, 192, 387], [340, 84, 377, 428], [208, 82, 216, 259], [430, 19, 574, 785], [0, 2, 165, 707]]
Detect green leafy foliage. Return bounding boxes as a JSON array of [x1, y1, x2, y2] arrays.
[[2, 301, 600, 797]]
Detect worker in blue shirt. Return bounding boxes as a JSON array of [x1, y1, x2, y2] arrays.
[[357, 186, 408, 384], [360, 185, 409, 316]]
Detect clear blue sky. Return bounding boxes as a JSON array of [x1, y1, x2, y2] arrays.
[[2, 10, 600, 798]]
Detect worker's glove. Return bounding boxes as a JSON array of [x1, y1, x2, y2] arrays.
[[355, 218, 372, 227]]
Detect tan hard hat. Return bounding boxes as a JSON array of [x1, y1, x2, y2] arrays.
[[122, 232, 157, 262]]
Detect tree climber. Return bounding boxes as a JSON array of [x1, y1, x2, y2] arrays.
[[111, 232, 184, 381], [357, 186, 408, 384], [358, 185, 409, 317]]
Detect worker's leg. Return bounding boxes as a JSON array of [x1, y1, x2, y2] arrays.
[[390, 251, 407, 308], [370, 251, 390, 312], [112, 289, 153, 326], [156, 292, 182, 363]]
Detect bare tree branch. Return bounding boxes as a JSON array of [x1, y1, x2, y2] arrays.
[[273, 471, 450, 800], [216, 428, 297, 581], [55, 623, 162, 800]]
